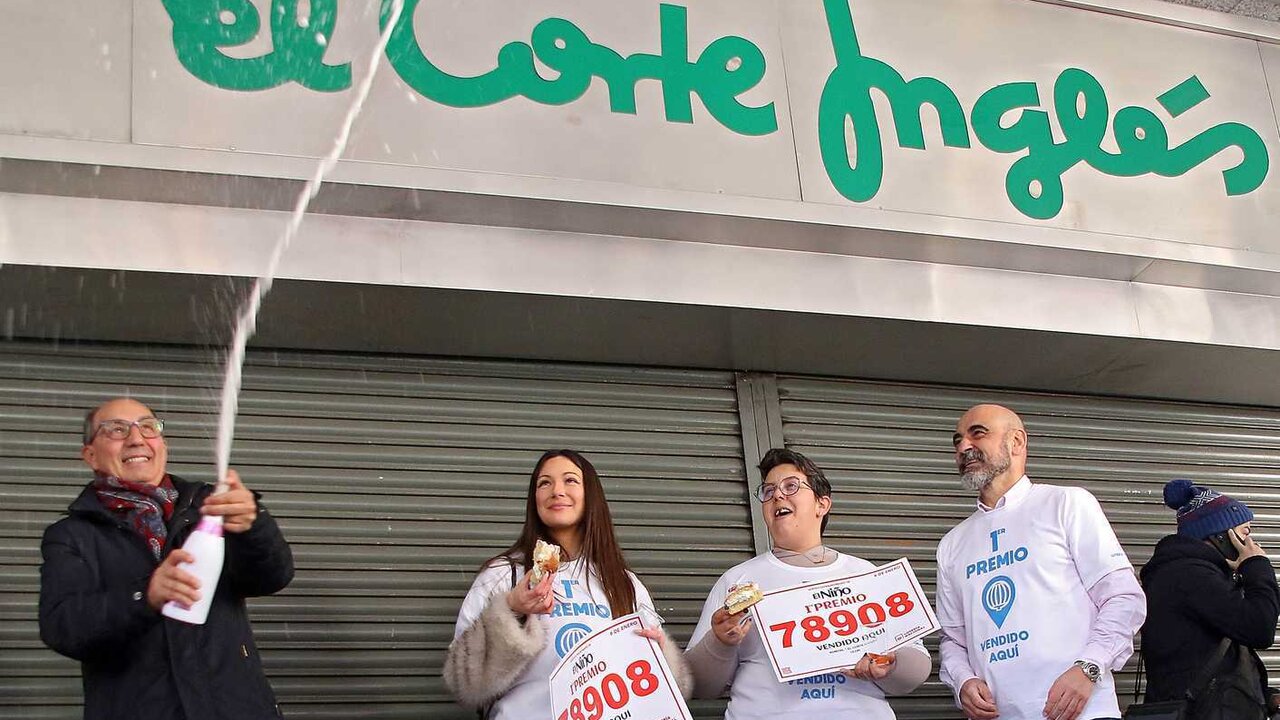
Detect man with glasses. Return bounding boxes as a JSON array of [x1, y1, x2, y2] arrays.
[[935, 404, 1144, 720], [684, 447, 930, 719], [38, 397, 294, 720]]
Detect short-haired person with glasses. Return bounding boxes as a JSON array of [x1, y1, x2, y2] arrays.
[[39, 397, 294, 720], [685, 448, 931, 719]]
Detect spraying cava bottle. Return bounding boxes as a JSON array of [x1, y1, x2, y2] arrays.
[[162, 514, 225, 624]]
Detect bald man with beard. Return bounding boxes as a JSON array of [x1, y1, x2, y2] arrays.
[[934, 405, 1145, 720]]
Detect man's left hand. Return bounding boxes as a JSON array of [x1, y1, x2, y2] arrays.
[[1043, 665, 1094, 720], [201, 470, 258, 533]]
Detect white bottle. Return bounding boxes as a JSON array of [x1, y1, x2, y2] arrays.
[[162, 515, 225, 624]]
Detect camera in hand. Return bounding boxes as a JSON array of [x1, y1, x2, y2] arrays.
[[1207, 530, 1240, 561]]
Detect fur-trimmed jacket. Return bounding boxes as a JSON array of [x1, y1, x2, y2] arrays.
[[445, 592, 694, 713]]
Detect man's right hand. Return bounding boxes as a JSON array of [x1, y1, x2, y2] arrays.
[[960, 677, 999, 720], [710, 606, 753, 646], [507, 571, 554, 616], [1228, 529, 1267, 570], [147, 549, 201, 611]]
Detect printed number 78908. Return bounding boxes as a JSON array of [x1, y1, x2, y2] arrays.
[[767, 592, 916, 648], [558, 660, 660, 720]]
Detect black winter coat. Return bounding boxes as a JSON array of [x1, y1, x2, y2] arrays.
[[39, 475, 294, 720], [1139, 533, 1278, 703]]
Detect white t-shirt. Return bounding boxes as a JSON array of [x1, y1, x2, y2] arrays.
[[454, 556, 655, 720], [689, 552, 927, 720], [935, 478, 1133, 720]]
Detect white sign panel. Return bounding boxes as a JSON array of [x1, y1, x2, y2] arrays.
[[780, 0, 1280, 252], [749, 558, 939, 683], [131, 0, 801, 201], [7, 0, 1280, 254], [549, 613, 691, 720]]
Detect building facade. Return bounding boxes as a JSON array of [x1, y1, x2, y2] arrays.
[[2, 1, 1280, 718]]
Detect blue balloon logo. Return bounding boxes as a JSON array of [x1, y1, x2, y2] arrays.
[[982, 576, 1016, 628], [555, 623, 593, 657]]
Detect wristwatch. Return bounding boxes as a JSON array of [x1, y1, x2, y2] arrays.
[[1073, 660, 1102, 684]]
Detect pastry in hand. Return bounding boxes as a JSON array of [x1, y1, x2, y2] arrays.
[[529, 539, 562, 587], [723, 581, 763, 614]]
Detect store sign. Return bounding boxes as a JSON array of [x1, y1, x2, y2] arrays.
[[812, 2, 1267, 220], [157, 0, 1270, 223], [162, 0, 778, 136]]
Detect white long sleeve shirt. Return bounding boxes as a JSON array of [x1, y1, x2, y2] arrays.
[[935, 477, 1145, 720]]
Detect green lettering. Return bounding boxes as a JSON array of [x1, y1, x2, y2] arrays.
[[160, 0, 1267, 218], [1157, 76, 1210, 118], [1168, 121, 1269, 197], [971, 67, 1269, 218], [820, 0, 1268, 219], [817, 0, 971, 204], [1101, 77, 1268, 198], [971, 72, 1090, 219], [162, 0, 351, 92], [379, 0, 776, 136]]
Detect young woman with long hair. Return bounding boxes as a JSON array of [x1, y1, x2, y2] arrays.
[[444, 449, 691, 718]]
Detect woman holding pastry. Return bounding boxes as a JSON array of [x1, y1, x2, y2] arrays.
[[686, 448, 931, 719], [444, 449, 692, 718]]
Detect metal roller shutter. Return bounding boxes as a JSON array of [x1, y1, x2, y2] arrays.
[[0, 341, 752, 720], [775, 374, 1280, 719]]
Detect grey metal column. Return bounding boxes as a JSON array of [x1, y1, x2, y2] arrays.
[[734, 372, 786, 554]]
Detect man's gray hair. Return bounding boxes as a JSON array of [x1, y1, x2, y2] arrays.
[[82, 407, 99, 445], [82, 400, 155, 444]]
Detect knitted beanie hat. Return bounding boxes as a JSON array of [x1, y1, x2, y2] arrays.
[[1163, 479, 1254, 540]]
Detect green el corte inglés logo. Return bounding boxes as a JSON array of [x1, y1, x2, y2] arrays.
[[162, 0, 1270, 221]]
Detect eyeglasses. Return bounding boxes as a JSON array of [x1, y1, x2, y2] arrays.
[[754, 477, 813, 502], [94, 418, 165, 441]]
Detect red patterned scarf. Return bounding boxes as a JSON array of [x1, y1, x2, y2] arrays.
[[92, 474, 178, 561]]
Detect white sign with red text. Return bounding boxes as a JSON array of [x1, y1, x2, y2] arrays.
[[549, 613, 691, 720], [749, 558, 939, 682]]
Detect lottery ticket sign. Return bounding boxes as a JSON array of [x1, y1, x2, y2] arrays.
[[749, 558, 939, 682], [549, 613, 691, 720]]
